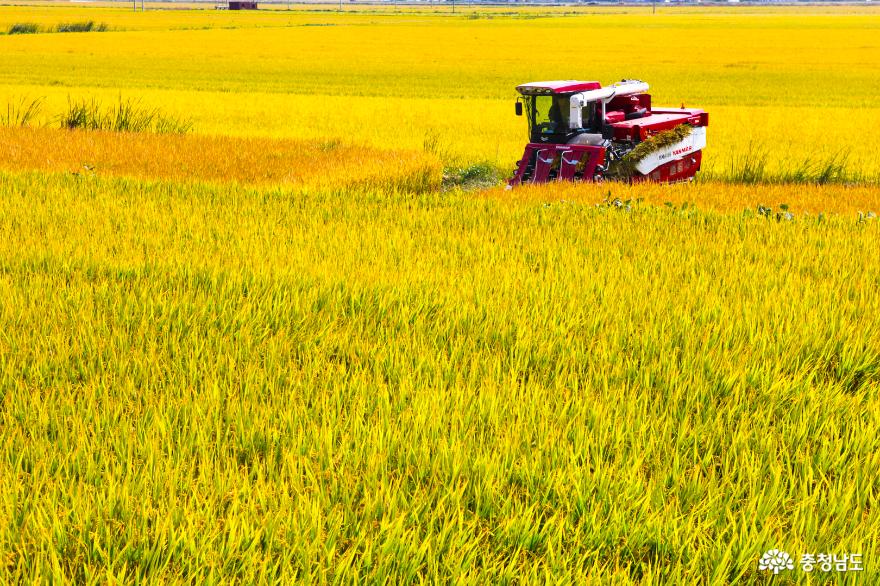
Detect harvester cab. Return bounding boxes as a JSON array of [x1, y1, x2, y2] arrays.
[[509, 79, 708, 186]]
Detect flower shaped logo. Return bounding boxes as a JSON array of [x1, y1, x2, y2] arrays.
[[759, 549, 794, 574]]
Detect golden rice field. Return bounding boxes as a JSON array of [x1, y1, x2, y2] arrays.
[[0, 126, 441, 191], [2, 3, 880, 584], [2, 4, 880, 179]]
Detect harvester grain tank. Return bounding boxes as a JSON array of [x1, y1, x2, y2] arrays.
[[509, 79, 708, 185]]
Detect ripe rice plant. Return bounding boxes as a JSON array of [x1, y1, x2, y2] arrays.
[[483, 180, 880, 217], [0, 126, 443, 192], [1, 170, 879, 582]]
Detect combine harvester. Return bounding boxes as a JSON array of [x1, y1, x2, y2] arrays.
[[509, 79, 708, 186]]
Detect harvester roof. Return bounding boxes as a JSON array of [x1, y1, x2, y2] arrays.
[[516, 80, 601, 95]]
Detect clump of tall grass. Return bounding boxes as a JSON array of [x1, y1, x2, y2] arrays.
[[59, 96, 193, 134], [55, 21, 108, 33], [442, 161, 500, 190], [1, 97, 43, 127], [729, 146, 858, 185], [59, 98, 103, 131], [7, 22, 40, 35], [6, 21, 109, 35], [778, 152, 853, 185], [727, 143, 769, 184]]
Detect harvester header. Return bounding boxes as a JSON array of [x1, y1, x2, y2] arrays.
[[509, 79, 708, 185]]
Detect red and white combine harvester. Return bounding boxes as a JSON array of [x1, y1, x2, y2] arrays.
[[509, 79, 708, 186]]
